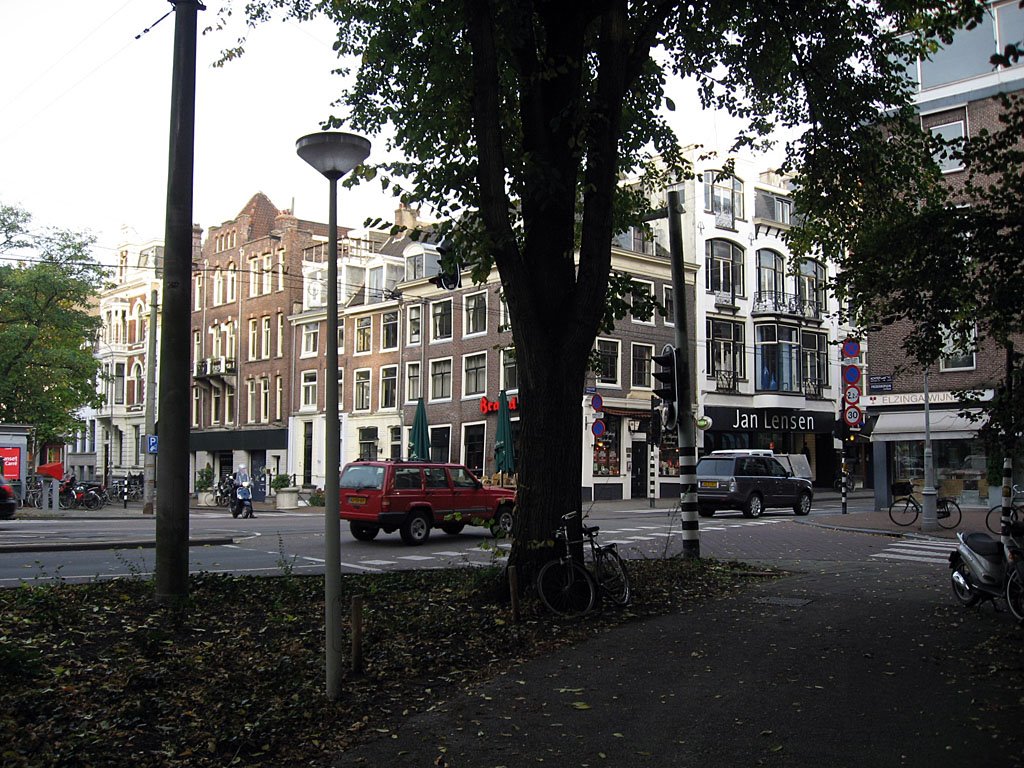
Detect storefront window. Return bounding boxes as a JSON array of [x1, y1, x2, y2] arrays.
[[659, 429, 680, 477], [593, 415, 621, 477], [891, 439, 988, 505]]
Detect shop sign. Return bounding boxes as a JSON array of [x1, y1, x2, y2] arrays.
[[702, 406, 827, 433], [478, 395, 519, 414]]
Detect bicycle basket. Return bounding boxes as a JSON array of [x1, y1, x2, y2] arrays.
[[891, 481, 914, 497]]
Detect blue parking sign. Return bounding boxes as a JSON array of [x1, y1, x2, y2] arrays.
[[147, 435, 158, 454]]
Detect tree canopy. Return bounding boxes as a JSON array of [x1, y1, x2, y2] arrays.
[[0, 203, 105, 449], [216, 0, 985, 568]]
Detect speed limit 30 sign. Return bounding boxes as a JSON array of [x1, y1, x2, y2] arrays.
[[843, 404, 862, 427]]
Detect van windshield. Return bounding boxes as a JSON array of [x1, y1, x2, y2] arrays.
[[339, 465, 385, 490], [697, 458, 734, 477]]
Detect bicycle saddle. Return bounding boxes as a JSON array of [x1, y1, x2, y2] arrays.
[[583, 524, 599, 535]]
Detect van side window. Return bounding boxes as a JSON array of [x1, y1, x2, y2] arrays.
[[766, 458, 788, 477], [738, 458, 765, 476]]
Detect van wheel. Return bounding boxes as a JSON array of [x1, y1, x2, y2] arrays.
[[350, 522, 379, 541], [400, 511, 432, 545], [743, 494, 764, 518], [793, 492, 812, 516]]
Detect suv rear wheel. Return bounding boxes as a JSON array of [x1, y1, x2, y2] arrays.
[[743, 493, 764, 518], [400, 511, 432, 545]]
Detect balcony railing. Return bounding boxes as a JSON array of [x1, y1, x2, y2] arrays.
[[803, 378, 824, 399], [193, 356, 237, 379], [751, 291, 822, 320], [715, 371, 739, 392]]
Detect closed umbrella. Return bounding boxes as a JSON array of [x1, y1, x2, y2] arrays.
[[409, 398, 430, 461], [494, 390, 516, 482]]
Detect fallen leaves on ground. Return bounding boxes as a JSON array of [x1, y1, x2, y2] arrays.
[[0, 558, 773, 767]]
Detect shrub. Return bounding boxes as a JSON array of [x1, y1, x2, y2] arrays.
[[308, 488, 325, 506], [195, 465, 214, 492], [271, 474, 292, 491]]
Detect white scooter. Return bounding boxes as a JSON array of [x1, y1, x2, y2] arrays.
[[231, 481, 255, 519], [949, 513, 1024, 621]]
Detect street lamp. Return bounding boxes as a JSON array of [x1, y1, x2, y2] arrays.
[[296, 131, 371, 700]]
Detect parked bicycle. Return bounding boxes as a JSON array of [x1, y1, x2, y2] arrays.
[[536, 511, 630, 618], [888, 481, 962, 529], [986, 483, 1024, 534]]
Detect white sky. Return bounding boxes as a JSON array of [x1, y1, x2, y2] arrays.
[[1, 0, 762, 266]]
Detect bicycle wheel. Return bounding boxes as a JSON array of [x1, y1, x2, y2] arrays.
[[888, 497, 918, 526], [987, 505, 1021, 535], [937, 499, 962, 530], [595, 547, 630, 607], [536, 559, 596, 618]]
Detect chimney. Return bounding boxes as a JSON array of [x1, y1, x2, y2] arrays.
[[394, 202, 419, 232]]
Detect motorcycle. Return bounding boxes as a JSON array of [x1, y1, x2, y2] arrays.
[[949, 514, 1024, 621], [231, 481, 255, 519], [215, 476, 234, 508]]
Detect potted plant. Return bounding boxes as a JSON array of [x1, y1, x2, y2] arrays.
[[272, 473, 299, 510], [195, 464, 216, 506]]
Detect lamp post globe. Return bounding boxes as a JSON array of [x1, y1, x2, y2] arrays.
[[296, 130, 370, 700]]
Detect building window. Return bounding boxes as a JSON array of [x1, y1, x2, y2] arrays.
[[212, 269, 224, 306], [226, 264, 237, 302], [406, 362, 422, 402], [354, 369, 371, 411], [629, 280, 655, 325], [301, 371, 317, 410], [501, 348, 519, 391], [261, 316, 271, 359], [704, 170, 744, 225], [663, 286, 674, 326], [755, 324, 800, 392], [380, 365, 398, 409], [248, 318, 258, 360], [225, 386, 235, 424], [408, 305, 422, 345], [114, 363, 125, 404], [382, 311, 399, 350], [260, 377, 270, 422], [463, 352, 487, 396], [276, 313, 284, 357], [337, 368, 344, 410], [390, 426, 402, 460], [596, 339, 620, 386], [930, 121, 966, 173], [211, 386, 222, 424], [429, 425, 451, 463], [431, 299, 453, 342], [707, 319, 746, 382], [194, 272, 203, 311], [774, 197, 792, 225], [593, 414, 620, 476], [248, 257, 259, 296], [430, 358, 453, 400], [275, 376, 283, 420], [358, 426, 379, 460], [797, 260, 826, 317], [705, 240, 744, 299], [940, 324, 977, 371], [262, 253, 273, 295], [193, 330, 201, 365], [631, 344, 654, 388], [463, 423, 486, 477], [355, 316, 372, 354], [192, 387, 200, 427], [464, 292, 487, 336], [247, 379, 257, 423], [801, 331, 829, 394], [757, 249, 786, 297], [302, 323, 319, 357]]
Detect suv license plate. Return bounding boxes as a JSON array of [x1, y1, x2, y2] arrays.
[[699, 481, 718, 489], [348, 495, 367, 506]]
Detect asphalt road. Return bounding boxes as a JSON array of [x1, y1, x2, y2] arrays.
[[0, 497, 942, 586]]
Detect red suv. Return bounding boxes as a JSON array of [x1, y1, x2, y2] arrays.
[[338, 460, 516, 545]]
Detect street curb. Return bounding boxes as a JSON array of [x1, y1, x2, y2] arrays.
[[0, 536, 237, 554], [794, 517, 952, 543]]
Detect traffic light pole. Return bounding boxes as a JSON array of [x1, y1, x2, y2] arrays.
[[666, 190, 699, 558]]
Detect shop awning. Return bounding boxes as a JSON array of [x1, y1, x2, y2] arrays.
[[871, 410, 979, 441]]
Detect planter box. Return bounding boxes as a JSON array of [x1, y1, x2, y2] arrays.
[[197, 491, 217, 507], [276, 487, 300, 510]]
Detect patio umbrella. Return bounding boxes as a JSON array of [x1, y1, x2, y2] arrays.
[[409, 398, 430, 461], [494, 390, 516, 480]]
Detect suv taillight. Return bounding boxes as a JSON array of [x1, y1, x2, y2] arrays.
[[381, 498, 390, 512], [729, 478, 737, 492]]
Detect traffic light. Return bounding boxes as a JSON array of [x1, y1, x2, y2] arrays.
[[430, 270, 461, 290], [649, 401, 663, 446], [430, 241, 462, 290], [832, 417, 850, 441], [652, 344, 679, 431]]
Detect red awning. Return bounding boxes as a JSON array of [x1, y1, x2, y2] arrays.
[[36, 462, 63, 479]]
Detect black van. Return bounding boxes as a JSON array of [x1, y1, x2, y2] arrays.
[[696, 450, 813, 518]]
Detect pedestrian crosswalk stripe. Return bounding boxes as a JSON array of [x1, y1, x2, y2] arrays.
[[871, 540, 951, 565]]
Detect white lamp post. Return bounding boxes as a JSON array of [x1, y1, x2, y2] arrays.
[[296, 131, 371, 700]]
